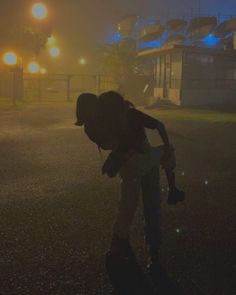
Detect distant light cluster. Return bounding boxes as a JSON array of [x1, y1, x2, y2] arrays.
[[106, 16, 236, 51]]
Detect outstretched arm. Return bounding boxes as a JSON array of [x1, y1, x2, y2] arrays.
[[155, 120, 170, 148]]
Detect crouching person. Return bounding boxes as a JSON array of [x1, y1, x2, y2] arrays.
[[75, 91, 185, 271]]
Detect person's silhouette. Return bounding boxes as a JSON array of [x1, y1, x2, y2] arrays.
[[75, 91, 185, 270]]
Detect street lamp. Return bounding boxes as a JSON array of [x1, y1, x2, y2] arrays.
[[47, 35, 56, 46], [32, 3, 48, 20], [3, 51, 18, 66], [3, 52, 23, 105], [40, 67, 47, 74], [79, 58, 87, 65], [49, 46, 60, 57], [28, 62, 40, 74]]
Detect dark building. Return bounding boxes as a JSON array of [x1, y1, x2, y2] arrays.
[[138, 44, 236, 106]]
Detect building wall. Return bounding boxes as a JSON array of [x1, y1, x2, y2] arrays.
[[182, 89, 236, 105], [181, 51, 236, 105], [151, 47, 236, 106], [153, 50, 182, 104], [154, 87, 163, 98], [169, 89, 181, 105]]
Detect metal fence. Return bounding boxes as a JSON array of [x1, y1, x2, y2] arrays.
[[23, 74, 119, 102], [0, 70, 23, 104]]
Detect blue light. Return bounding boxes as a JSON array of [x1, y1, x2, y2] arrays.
[[147, 19, 158, 26], [106, 32, 123, 44], [202, 34, 220, 47], [139, 39, 162, 50]]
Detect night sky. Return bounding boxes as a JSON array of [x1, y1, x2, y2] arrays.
[[1, 0, 236, 71], [51, 0, 236, 70], [52, 0, 236, 45], [2, 1, 236, 40]]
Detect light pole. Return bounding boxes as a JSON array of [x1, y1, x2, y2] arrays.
[[2, 51, 23, 105]]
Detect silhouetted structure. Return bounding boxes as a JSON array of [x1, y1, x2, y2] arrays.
[[138, 45, 236, 106]]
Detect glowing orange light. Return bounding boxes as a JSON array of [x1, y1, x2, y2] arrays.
[[49, 46, 60, 57], [32, 3, 48, 20], [28, 62, 40, 74], [3, 52, 17, 66], [79, 58, 87, 65], [47, 35, 56, 46], [40, 67, 47, 74]]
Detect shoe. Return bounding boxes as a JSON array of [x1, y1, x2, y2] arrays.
[[168, 188, 185, 205]]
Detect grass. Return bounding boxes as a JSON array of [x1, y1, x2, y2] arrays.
[[0, 97, 29, 111], [145, 107, 236, 123]]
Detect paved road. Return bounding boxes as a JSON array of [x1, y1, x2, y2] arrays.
[[0, 103, 235, 295]]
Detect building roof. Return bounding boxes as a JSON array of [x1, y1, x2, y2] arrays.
[[137, 45, 236, 58]]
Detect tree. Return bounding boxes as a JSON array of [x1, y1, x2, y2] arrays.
[[99, 38, 152, 102], [100, 39, 137, 79], [0, 1, 49, 54], [0, 24, 48, 55]]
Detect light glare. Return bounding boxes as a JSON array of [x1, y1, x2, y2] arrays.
[[40, 67, 47, 74], [3, 52, 17, 66], [47, 35, 56, 45], [28, 62, 40, 74], [79, 58, 87, 65], [50, 47, 60, 57], [32, 3, 48, 20]]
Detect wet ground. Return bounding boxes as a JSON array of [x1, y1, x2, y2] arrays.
[[0, 102, 235, 295]]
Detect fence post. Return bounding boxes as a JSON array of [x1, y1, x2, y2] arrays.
[[67, 75, 71, 101], [96, 74, 101, 95], [38, 76, 41, 102], [18, 68, 23, 101], [12, 70, 17, 106]]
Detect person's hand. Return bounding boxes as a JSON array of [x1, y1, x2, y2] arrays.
[[102, 152, 124, 178]]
